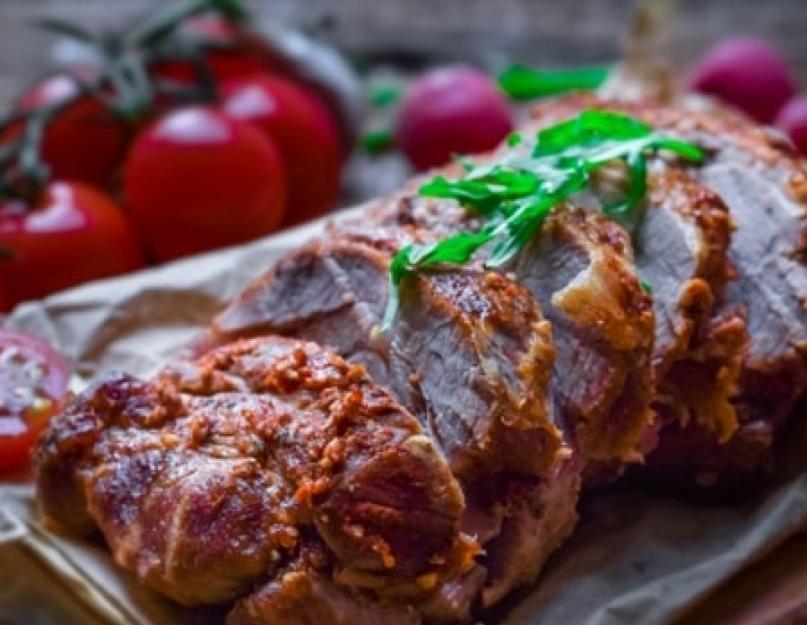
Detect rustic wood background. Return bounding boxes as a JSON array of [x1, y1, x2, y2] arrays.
[[0, 0, 805, 111]]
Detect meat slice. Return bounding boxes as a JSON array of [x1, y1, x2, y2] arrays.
[[208, 228, 562, 485], [472, 457, 581, 608], [206, 215, 579, 613], [372, 196, 656, 472], [229, 543, 421, 625], [511, 208, 655, 467], [540, 94, 807, 493], [527, 99, 735, 380], [230, 571, 420, 625], [35, 337, 469, 607], [210, 240, 392, 384]]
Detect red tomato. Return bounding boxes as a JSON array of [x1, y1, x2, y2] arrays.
[[0, 329, 69, 474], [396, 66, 514, 170], [123, 106, 286, 261], [151, 14, 267, 92], [0, 182, 144, 310], [12, 70, 128, 189], [220, 74, 343, 226]]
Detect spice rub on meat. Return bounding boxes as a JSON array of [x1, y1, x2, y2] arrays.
[[204, 220, 579, 616], [35, 337, 471, 614], [538, 93, 807, 494]]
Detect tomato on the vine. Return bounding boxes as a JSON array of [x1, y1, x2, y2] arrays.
[[123, 106, 287, 262], [150, 14, 268, 93], [0, 329, 69, 475], [0, 182, 144, 310], [12, 70, 128, 189], [220, 73, 343, 226]]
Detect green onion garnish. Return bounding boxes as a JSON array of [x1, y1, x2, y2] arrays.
[[498, 64, 610, 101]]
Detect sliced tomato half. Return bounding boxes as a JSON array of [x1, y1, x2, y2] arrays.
[[0, 329, 69, 474]]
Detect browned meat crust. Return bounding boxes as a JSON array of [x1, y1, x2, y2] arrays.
[[535, 93, 807, 494], [528, 94, 738, 435], [204, 172, 586, 616], [35, 337, 471, 608], [367, 193, 655, 472], [37, 91, 807, 625], [207, 227, 563, 485], [228, 543, 422, 625], [521, 207, 655, 466]]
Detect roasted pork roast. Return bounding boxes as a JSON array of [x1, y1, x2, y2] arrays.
[[206, 219, 581, 611], [528, 94, 807, 494], [36, 338, 474, 618], [35, 94, 807, 624]]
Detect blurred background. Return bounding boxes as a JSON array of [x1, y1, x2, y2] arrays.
[[1, 0, 806, 313], [0, 0, 806, 107]]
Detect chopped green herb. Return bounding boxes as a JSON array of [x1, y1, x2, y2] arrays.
[[507, 132, 523, 147], [380, 109, 702, 330], [360, 129, 394, 154], [640, 280, 653, 295], [498, 64, 610, 101], [368, 84, 402, 108]]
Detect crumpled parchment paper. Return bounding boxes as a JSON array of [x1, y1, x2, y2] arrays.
[[0, 204, 805, 625]]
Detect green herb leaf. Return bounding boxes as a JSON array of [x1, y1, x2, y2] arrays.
[[498, 64, 610, 101], [361, 129, 394, 154], [368, 84, 402, 108], [507, 132, 523, 147], [381, 109, 703, 330], [602, 150, 647, 231], [421, 168, 542, 215], [533, 110, 651, 158], [652, 137, 705, 163], [380, 232, 492, 330]]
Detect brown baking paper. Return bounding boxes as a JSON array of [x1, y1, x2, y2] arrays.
[[1, 205, 806, 625]]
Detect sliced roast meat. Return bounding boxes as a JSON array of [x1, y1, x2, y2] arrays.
[[417, 456, 581, 622], [417, 565, 487, 624], [633, 169, 734, 379], [208, 227, 563, 485], [229, 572, 421, 625], [541, 93, 807, 493], [528, 98, 735, 380], [35, 337, 469, 607], [210, 239, 392, 383], [229, 545, 422, 625], [473, 457, 581, 608], [388, 265, 560, 481], [525, 95, 744, 479], [206, 201, 578, 614], [512, 207, 655, 467], [374, 195, 656, 472]]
